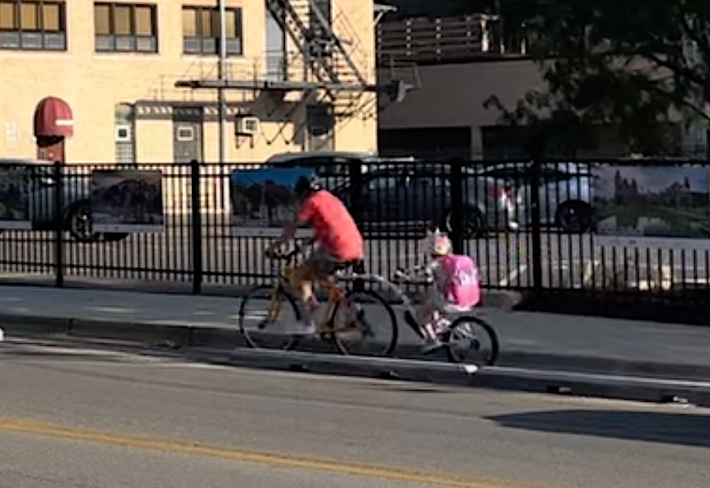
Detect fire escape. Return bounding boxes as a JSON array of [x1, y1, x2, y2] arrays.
[[175, 0, 395, 145]]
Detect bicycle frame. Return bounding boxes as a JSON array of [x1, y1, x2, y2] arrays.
[[265, 239, 418, 337], [266, 244, 352, 331], [388, 266, 443, 341]]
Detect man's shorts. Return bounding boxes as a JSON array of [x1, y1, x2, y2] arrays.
[[303, 249, 359, 277]]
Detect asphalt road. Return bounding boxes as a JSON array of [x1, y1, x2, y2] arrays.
[[1, 336, 709, 488], [2, 226, 709, 290]]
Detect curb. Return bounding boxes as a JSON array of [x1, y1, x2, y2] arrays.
[[474, 367, 710, 407], [220, 348, 710, 407], [226, 348, 479, 382], [4, 312, 710, 406], [4, 311, 710, 378]]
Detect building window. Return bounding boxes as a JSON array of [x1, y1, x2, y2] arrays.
[[95, 3, 157, 53], [115, 103, 136, 164], [0, 1, 66, 51], [182, 5, 242, 56]]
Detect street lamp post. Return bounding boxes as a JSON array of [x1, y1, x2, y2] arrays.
[[218, 0, 228, 208]]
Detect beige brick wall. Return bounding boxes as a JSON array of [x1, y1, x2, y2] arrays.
[[0, 0, 377, 163]]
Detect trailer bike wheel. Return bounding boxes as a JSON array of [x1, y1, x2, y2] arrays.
[[443, 315, 499, 366]]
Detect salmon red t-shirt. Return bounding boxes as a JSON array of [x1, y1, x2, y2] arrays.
[[297, 191, 364, 262]]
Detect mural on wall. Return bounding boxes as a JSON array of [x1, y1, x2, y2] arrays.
[[593, 165, 710, 238], [230, 168, 315, 237], [90, 170, 164, 233], [0, 165, 31, 229]]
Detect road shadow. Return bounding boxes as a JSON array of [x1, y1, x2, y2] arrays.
[[488, 409, 710, 448]]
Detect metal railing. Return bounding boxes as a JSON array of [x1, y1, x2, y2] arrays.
[[376, 15, 528, 66], [1, 158, 710, 308]]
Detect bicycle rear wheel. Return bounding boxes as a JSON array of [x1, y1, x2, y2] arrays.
[[238, 284, 302, 350], [443, 315, 499, 365], [330, 289, 398, 356]]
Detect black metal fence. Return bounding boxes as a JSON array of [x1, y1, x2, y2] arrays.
[[2, 158, 710, 305]]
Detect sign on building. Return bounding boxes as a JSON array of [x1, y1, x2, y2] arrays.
[[230, 168, 315, 237], [593, 165, 710, 238], [90, 169, 164, 233], [0, 165, 31, 230]]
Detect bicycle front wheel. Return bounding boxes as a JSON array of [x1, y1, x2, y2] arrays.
[[443, 315, 499, 365], [238, 284, 301, 350], [331, 289, 398, 357]]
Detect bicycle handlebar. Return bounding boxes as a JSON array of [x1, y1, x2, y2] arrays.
[[392, 267, 434, 286], [265, 237, 315, 261]]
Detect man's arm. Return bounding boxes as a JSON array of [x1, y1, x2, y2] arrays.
[[273, 219, 297, 247], [270, 200, 312, 248]]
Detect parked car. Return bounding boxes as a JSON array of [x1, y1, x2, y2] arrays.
[[473, 161, 595, 233], [0, 158, 128, 243], [263, 151, 416, 190], [333, 164, 517, 238]]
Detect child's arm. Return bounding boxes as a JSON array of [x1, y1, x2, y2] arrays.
[[395, 262, 435, 284]]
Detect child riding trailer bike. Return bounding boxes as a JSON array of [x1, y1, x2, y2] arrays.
[[393, 229, 499, 365]]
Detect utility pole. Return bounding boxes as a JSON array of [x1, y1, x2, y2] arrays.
[[218, 0, 228, 207]]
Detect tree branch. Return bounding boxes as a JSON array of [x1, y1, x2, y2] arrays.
[[636, 47, 707, 87], [679, 14, 710, 69]]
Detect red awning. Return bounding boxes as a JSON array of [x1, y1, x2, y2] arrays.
[[33, 96, 74, 138]]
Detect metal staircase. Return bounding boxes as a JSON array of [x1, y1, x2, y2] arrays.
[[264, 0, 375, 127], [176, 1, 377, 106], [267, 0, 369, 87], [173, 0, 408, 149]]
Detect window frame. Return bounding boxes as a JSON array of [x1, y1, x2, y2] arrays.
[[94, 2, 158, 53], [0, 0, 66, 51], [182, 5, 243, 56], [176, 126, 195, 142]]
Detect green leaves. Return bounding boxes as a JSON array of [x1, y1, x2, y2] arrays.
[[485, 0, 710, 154]]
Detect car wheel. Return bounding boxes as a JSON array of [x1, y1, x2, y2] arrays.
[[66, 202, 101, 243], [556, 200, 593, 234], [443, 207, 486, 239]]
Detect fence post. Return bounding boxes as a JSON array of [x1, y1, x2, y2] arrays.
[[190, 159, 203, 294], [53, 161, 64, 288], [530, 149, 544, 293], [449, 160, 464, 254]]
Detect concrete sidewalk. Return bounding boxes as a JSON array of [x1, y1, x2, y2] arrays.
[[1, 284, 710, 381]]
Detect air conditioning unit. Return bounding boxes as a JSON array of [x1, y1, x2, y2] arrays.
[[236, 116, 260, 135], [115, 125, 132, 142]]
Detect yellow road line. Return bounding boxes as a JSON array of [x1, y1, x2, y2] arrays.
[[0, 418, 548, 488]]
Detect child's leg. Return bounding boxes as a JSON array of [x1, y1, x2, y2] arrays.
[[417, 298, 440, 341]]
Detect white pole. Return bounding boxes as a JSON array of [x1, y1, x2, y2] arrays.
[[218, 0, 227, 165], [218, 0, 228, 208]]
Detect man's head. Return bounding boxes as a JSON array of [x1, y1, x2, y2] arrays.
[[294, 174, 321, 201]]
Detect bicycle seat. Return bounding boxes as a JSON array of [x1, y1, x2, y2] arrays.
[[334, 260, 364, 273]]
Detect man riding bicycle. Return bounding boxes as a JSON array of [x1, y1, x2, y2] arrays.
[[268, 175, 365, 335]]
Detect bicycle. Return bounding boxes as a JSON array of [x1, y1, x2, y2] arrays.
[[391, 265, 500, 365], [238, 239, 398, 356]]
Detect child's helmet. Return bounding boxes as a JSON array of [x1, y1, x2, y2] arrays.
[[428, 229, 452, 256]]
